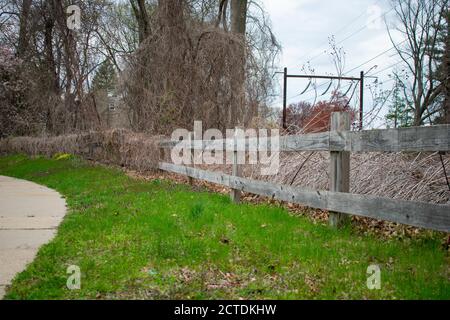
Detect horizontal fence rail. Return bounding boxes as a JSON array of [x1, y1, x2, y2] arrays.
[[158, 117, 450, 232], [159, 162, 450, 232], [159, 124, 450, 153]]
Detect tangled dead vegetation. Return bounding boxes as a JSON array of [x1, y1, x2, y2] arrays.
[[249, 151, 450, 204], [1, 132, 449, 240], [0, 130, 162, 171], [122, 1, 279, 134], [123, 24, 246, 134], [180, 150, 450, 205]]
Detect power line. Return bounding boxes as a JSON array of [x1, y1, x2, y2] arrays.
[[285, 31, 406, 102], [291, 0, 385, 68], [344, 39, 407, 75], [287, 52, 400, 105], [281, 3, 405, 103], [368, 60, 404, 76], [292, 4, 395, 68], [285, 35, 407, 104], [290, 5, 373, 68]]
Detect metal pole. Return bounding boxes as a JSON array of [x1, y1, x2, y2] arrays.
[[359, 71, 364, 131], [283, 67, 287, 129], [286, 74, 361, 81]]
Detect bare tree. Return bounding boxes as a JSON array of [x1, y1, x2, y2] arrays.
[[387, 0, 448, 125], [439, 6, 450, 123], [130, 0, 151, 43], [0, 0, 279, 137], [229, 0, 247, 126], [17, 0, 31, 57], [215, 0, 228, 30]]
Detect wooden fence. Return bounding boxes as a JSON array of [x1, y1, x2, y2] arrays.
[[158, 112, 450, 232]]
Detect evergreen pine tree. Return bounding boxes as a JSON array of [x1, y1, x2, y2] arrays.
[[92, 59, 117, 94], [386, 79, 413, 128]]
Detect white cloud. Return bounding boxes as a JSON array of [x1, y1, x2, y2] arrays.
[[260, 0, 401, 127]]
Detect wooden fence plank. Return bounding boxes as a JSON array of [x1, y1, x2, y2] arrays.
[[348, 125, 450, 152], [159, 124, 450, 152], [159, 162, 450, 232], [159, 133, 331, 152], [280, 132, 330, 151]]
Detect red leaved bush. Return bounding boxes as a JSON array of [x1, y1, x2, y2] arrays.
[[285, 91, 356, 133]]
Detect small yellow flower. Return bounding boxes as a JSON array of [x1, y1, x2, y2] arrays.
[[53, 153, 73, 161]]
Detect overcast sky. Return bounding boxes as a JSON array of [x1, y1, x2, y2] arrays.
[[260, 0, 404, 128]]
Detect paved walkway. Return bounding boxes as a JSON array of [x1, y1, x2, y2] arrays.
[[0, 176, 66, 299]]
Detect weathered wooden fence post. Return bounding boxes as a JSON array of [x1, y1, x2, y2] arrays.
[[188, 132, 194, 186], [158, 144, 164, 168], [329, 112, 351, 227], [231, 127, 242, 203]]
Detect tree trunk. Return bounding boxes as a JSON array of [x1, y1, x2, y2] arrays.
[[44, 8, 58, 94], [17, 0, 32, 57], [43, 3, 59, 133], [230, 0, 248, 127], [130, 0, 151, 43], [52, 0, 86, 131], [230, 0, 247, 35]]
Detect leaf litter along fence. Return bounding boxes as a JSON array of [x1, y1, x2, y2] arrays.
[[159, 112, 450, 232]]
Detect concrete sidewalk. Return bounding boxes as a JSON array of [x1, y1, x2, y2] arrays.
[[0, 176, 66, 299]]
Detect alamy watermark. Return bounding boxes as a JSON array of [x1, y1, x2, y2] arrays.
[[366, 264, 381, 290], [367, 4, 383, 30], [170, 121, 280, 175], [67, 5, 81, 30], [66, 265, 81, 290]]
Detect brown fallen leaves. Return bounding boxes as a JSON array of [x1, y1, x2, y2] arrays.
[[125, 168, 446, 242]]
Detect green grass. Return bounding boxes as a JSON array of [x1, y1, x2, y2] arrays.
[[0, 154, 449, 299]]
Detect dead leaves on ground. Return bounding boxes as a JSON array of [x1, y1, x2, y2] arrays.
[[125, 169, 446, 242]]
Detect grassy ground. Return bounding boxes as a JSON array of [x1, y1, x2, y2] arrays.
[[0, 154, 449, 300]]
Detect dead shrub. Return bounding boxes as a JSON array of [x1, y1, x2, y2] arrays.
[[0, 130, 163, 171]]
